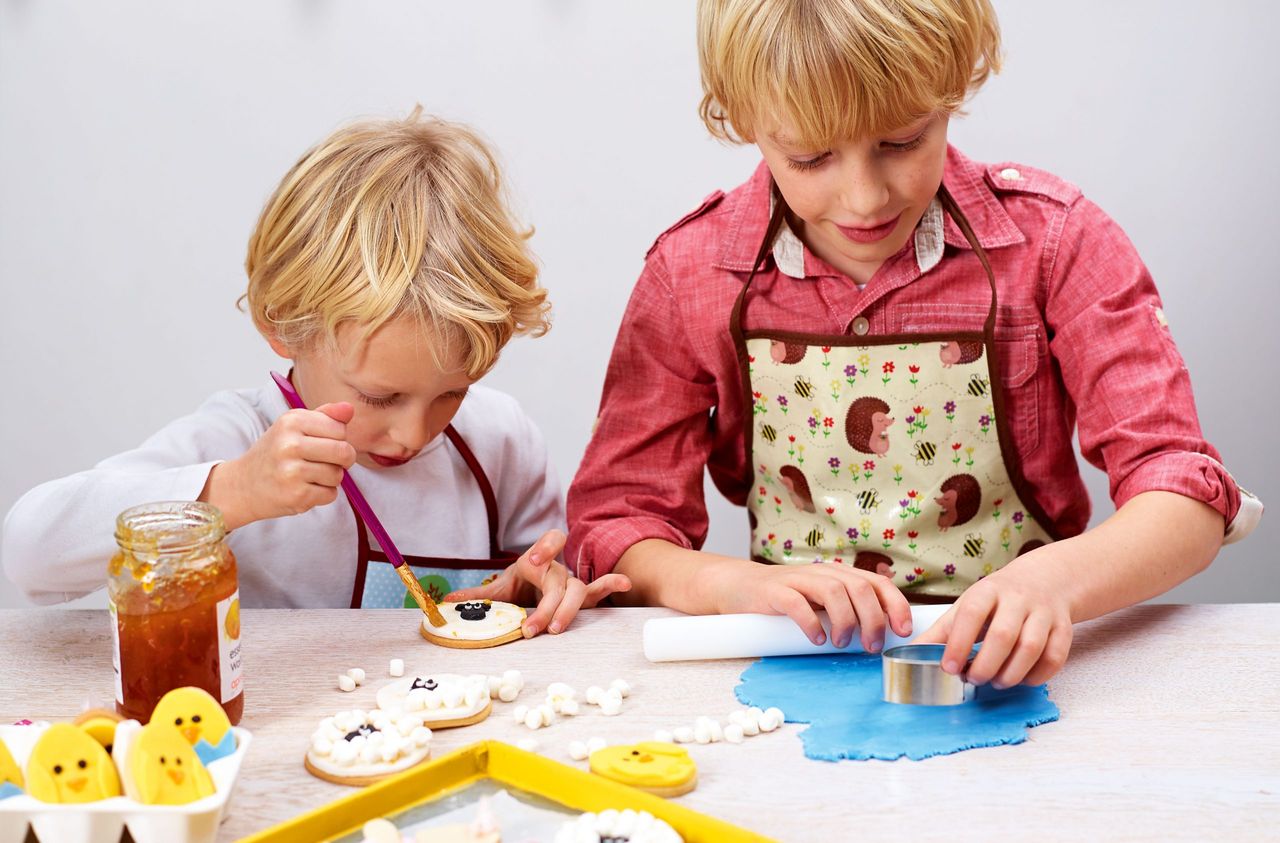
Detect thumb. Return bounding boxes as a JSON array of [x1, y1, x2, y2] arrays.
[[315, 402, 355, 425], [910, 611, 953, 645]]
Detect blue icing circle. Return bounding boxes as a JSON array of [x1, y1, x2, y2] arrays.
[[735, 653, 1059, 761]]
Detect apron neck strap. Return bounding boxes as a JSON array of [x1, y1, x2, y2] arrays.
[[936, 185, 1000, 341]]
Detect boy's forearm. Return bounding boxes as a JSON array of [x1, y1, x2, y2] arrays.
[[1038, 491, 1224, 624], [197, 460, 253, 532], [613, 539, 741, 614]]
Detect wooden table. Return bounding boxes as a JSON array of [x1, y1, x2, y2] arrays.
[[2, 605, 1278, 842]]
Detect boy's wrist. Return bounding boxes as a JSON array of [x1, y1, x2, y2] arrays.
[[198, 459, 252, 531]]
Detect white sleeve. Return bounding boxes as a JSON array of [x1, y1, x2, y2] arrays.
[[1, 392, 264, 604], [491, 401, 566, 559]]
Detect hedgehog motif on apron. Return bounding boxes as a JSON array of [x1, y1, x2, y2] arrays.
[[731, 186, 1057, 601]]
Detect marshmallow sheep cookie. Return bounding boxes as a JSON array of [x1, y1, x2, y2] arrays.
[[0, 736, 23, 800], [420, 600, 526, 649], [305, 709, 433, 787], [588, 742, 698, 798], [554, 809, 683, 843], [149, 686, 237, 765], [376, 674, 492, 729], [25, 723, 122, 803]]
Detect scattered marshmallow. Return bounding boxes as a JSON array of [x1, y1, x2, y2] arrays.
[[523, 709, 544, 730], [653, 729, 675, 743], [497, 684, 520, 703], [512, 704, 529, 724], [759, 709, 783, 732], [693, 721, 712, 744], [388, 659, 405, 677], [338, 674, 357, 692], [609, 679, 632, 698], [547, 682, 576, 700], [724, 723, 745, 744], [559, 699, 580, 717], [568, 740, 589, 761], [516, 737, 539, 753], [585, 685, 605, 705], [346, 667, 366, 685], [708, 719, 724, 743], [586, 737, 607, 754], [599, 696, 622, 717], [672, 727, 695, 744]]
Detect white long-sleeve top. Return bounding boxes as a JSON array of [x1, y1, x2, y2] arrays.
[[2, 379, 564, 607]]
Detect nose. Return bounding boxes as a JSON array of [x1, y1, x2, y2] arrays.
[[838, 156, 890, 220], [389, 407, 437, 452]]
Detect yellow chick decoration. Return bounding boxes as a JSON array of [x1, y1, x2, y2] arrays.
[[0, 737, 23, 800], [129, 721, 216, 805], [73, 708, 123, 756], [150, 686, 235, 765], [588, 741, 698, 797], [26, 723, 122, 803]]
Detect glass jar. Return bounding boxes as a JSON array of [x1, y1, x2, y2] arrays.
[[108, 501, 244, 725]]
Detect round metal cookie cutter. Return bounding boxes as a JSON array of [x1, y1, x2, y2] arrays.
[[881, 643, 975, 706]]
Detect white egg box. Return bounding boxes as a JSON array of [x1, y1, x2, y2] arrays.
[[0, 721, 252, 843]]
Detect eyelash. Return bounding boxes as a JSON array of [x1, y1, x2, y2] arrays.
[[785, 132, 928, 172], [357, 390, 468, 408]]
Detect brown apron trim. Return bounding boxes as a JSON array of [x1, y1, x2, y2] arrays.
[[365, 550, 516, 570], [742, 329, 988, 346], [443, 425, 504, 559]]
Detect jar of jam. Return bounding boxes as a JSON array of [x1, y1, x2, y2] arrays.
[[108, 501, 244, 725]]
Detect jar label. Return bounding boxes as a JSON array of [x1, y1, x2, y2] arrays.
[[108, 598, 123, 705], [216, 590, 244, 703]]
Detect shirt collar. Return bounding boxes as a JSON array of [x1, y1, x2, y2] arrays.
[[714, 146, 1024, 277]]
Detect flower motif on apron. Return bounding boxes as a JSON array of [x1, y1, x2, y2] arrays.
[[348, 426, 518, 608], [731, 187, 1057, 601]]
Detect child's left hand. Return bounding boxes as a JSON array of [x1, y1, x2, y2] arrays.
[[912, 547, 1074, 689], [442, 529, 631, 638]]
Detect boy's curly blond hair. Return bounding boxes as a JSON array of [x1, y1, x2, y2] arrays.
[[698, 0, 1001, 147], [243, 107, 549, 378]]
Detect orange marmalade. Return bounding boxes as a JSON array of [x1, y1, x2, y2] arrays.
[[108, 501, 244, 725]]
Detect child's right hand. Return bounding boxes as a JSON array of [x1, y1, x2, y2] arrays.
[[199, 403, 357, 530], [713, 560, 914, 652]]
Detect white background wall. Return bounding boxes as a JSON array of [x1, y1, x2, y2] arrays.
[[1, 1, 1275, 609]]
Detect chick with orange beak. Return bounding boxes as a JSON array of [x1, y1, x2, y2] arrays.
[[25, 723, 121, 803], [588, 741, 698, 797], [0, 736, 24, 800], [149, 686, 236, 765], [129, 721, 216, 805]]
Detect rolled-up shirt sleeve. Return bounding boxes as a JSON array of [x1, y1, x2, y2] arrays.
[[1045, 197, 1261, 542], [566, 252, 720, 578]]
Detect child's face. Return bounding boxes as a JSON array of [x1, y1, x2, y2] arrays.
[[756, 113, 950, 283], [275, 317, 476, 470]]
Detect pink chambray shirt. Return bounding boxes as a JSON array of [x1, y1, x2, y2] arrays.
[[566, 146, 1257, 579]]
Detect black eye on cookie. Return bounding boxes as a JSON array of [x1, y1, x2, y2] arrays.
[[456, 601, 492, 621], [343, 724, 376, 742], [411, 677, 439, 691]]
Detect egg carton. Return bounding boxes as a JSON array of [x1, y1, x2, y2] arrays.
[[0, 721, 252, 843]]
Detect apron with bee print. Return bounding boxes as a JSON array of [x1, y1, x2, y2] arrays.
[[731, 186, 1057, 601]]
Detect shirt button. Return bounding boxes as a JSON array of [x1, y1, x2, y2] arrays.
[[852, 317, 870, 335], [999, 167, 1021, 181]]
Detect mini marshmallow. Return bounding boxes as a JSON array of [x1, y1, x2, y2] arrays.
[[559, 699, 580, 717], [585, 685, 605, 705], [396, 715, 418, 735], [524, 709, 544, 730], [410, 726, 432, 747], [603, 687, 624, 705], [759, 711, 782, 732], [740, 716, 760, 737], [337, 674, 357, 692], [464, 685, 483, 708], [512, 704, 529, 724], [347, 668, 366, 685], [568, 740, 589, 761], [443, 686, 465, 708], [747, 706, 765, 721], [693, 722, 712, 744], [537, 704, 557, 726], [599, 697, 622, 717], [389, 658, 405, 677], [708, 720, 724, 743], [359, 743, 380, 765], [673, 727, 694, 743], [311, 736, 334, 756], [487, 675, 504, 695], [547, 682, 576, 700], [609, 679, 632, 698], [516, 737, 539, 753], [653, 729, 675, 743], [765, 706, 785, 722], [586, 737, 607, 754], [378, 742, 399, 763], [498, 684, 520, 703], [724, 723, 745, 744], [502, 669, 523, 687], [331, 741, 357, 766]]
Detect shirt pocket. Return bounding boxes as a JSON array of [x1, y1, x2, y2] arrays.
[[892, 303, 1046, 459]]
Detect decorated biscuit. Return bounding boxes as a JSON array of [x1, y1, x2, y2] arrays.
[[73, 708, 123, 757], [420, 600, 525, 648], [129, 721, 216, 805], [0, 736, 23, 800], [26, 723, 122, 803], [375, 674, 492, 729], [588, 742, 697, 796], [305, 708, 432, 786], [150, 686, 236, 765], [553, 809, 683, 843]]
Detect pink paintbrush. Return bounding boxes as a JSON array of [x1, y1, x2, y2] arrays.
[[271, 371, 446, 627]]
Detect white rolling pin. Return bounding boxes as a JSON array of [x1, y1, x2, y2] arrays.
[[642, 605, 950, 662]]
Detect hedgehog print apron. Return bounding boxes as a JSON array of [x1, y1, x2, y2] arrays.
[[731, 186, 1056, 601]]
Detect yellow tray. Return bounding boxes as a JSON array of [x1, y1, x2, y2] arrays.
[[240, 740, 772, 843]]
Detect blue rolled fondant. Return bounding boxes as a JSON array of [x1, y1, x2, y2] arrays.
[[736, 653, 1059, 761], [0, 781, 22, 800], [194, 729, 237, 766]]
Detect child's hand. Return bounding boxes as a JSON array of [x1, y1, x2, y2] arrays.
[[717, 561, 914, 652], [912, 549, 1074, 688], [442, 529, 631, 637], [201, 402, 357, 530]]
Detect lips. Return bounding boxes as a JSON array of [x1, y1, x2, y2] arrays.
[[835, 213, 901, 244], [369, 453, 413, 468]]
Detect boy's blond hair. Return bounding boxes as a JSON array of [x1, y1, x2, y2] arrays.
[[243, 108, 549, 378], [698, 0, 1001, 147]]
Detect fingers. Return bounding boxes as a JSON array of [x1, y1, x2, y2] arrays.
[[940, 587, 997, 676], [1021, 622, 1073, 687], [989, 612, 1052, 689], [793, 576, 856, 649], [517, 530, 567, 578], [910, 606, 955, 646], [315, 401, 355, 425], [965, 602, 1029, 686], [442, 575, 513, 604], [522, 562, 567, 638], [768, 588, 826, 646], [281, 407, 349, 440], [297, 436, 357, 469], [875, 578, 915, 638], [547, 577, 589, 636], [582, 573, 631, 608]]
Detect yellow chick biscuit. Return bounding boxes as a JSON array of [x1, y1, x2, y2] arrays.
[[26, 723, 122, 803], [0, 736, 23, 799], [129, 721, 216, 805], [73, 708, 123, 756], [588, 741, 698, 796], [150, 686, 235, 765]]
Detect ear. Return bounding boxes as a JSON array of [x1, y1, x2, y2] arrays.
[[265, 332, 293, 359]]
